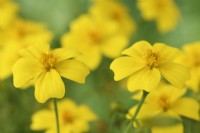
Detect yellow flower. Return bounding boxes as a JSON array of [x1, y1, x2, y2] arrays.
[[0, 0, 18, 29], [0, 19, 52, 80], [61, 15, 128, 70], [31, 99, 98, 133], [179, 42, 200, 92], [12, 43, 90, 103], [110, 41, 190, 92], [89, 0, 136, 37], [127, 83, 200, 133], [137, 0, 180, 33]]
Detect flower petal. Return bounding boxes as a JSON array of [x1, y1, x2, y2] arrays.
[[76, 46, 101, 70], [122, 40, 152, 57], [153, 43, 181, 61], [152, 123, 183, 133], [55, 60, 90, 84], [30, 110, 55, 130], [101, 35, 128, 58], [127, 67, 161, 92], [110, 57, 146, 81], [159, 62, 190, 88], [53, 48, 79, 62], [19, 43, 50, 58], [35, 69, 65, 103], [12, 58, 42, 88], [171, 98, 200, 121]]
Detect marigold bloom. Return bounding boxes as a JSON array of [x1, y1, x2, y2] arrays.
[[110, 41, 190, 92], [127, 83, 200, 133], [0, 19, 52, 80], [12, 43, 89, 103], [61, 15, 128, 70], [179, 42, 200, 92], [90, 0, 136, 37], [31, 99, 98, 133], [137, 0, 180, 33], [0, 0, 18, 29]]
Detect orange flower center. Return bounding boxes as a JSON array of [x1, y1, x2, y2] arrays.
[[146, 49, 161, 69], [62, 111, 75, 124], [111, 6, 123, 20], [88, 30, 102, 44], [158, 95, 170, 112], [41, 52, 57, 71], [155, 0, 167, 10]]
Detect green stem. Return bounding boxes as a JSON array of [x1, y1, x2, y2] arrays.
[[53, 99, 60, 133], [125, 90, 149, 133]]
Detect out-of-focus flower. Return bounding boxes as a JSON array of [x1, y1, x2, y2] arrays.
[[90, 0, 136, 37], [0, 0, 18, 29], [31, 99, 98, 133], [61, 15, 128, 70], [179, 42, 200, 92], [137, 0, 180, 33], [127, 83, 200, 133], [0, 19, 52, 80], [110, 41, 190, 92], [12, 43, 89, 103]]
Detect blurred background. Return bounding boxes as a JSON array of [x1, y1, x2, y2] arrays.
[[0, 0, 200, 133]]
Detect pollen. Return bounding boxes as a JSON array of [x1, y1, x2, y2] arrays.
[[158, 95, 170, 112], [40, 52, 57, 71], [88, 29, 102, 43], [62, 110, 75, 124], [145, 49, 161, 69]]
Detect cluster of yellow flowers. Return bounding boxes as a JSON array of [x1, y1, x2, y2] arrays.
[[110, 40, 200, 132], [1, 0, 200, 133], [0, 0, 52, 80], [61, 0, 136, 70]]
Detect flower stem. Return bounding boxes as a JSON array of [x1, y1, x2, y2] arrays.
[[125, 90, 149, 133], [53, 98, 60, 133]]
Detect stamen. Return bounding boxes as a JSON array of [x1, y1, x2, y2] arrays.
[[146, 49, 161, 69], [41, 52, 57, 71], [62, 111, 75, 124], [158, 95, 170, 112]]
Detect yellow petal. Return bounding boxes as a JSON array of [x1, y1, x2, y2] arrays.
[[101, 35, 128, 58], [186, 69, 200, 92], [55, 60, 90, 84], [171, 98, 200, 121], [127, 67, 160, 92], [152, 123, 183, 133], [76, 46, 101, 70], [53, 48, 79, 62], [127, 103, 162, 120], [153, 43, 181, 61], [156, 5, 180, 33], [159, 62, 190, 88], [122, 40, 152, 57], [19, 43, 50, 58], [78, 105, 98, 121], [30, 110, 55, 130], [110, 57, 146, 81], [35, 69, 65, 103], [12, 58, 42, 88]]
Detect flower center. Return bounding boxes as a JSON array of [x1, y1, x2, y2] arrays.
[[40, 52, 57, 71], [158, 95, 170, 112], [111, 7, 123, 20], [146, 49, 161, 69], [16, 25, 29, 38], [155, 0, 167, 10], [62, 111, 75, 124], [89, 30, 102, 44], [192, 53, 200, 67]]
